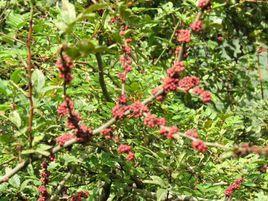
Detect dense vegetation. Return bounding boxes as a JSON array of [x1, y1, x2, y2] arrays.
[[0, 0, 267, 200]]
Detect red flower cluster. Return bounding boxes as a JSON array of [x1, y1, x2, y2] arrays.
[[144, 113, 166, 128], [100, 127, 113, 139], [160, 126, 179, 139], [56, 133, 75, 147], [70, 191, 89, 201], [178, 76, 200, 92], [163, 77, 179, 92], [118, 27, 133, 83], [112, 104, 129, 119], [118, 144, 131, 153], [225, 178, 243, 197], [118, 144, 135, 161], [56, 55, 74, 84], [118, 93, 127, 104], [128, 101, 149, 118], [191, 140, 208, 152], [190, 20, 203, 32], [120, 25, 128, 36], [185, 129, 199, 138], [38, 161, 50, 201], [197, 0, 211, 10], [57, 97, 74, 117], [176, 30, 191, 43], [167, 61, 185, 78], [57, 97, 93, 142], [192, 87, 212, 103]]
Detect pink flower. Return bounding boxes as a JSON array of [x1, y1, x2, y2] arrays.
[[57, 98, 74, 117], [101, 128, 113, 136], [197, 0, 211, 10], [128, 101, 149, 118], [56, 55, 74, 84], [38, 186, 47, 194], [159, 126, 179, 139], [190, 20, 203, 32], [185, 129, 199, 138], [144, 113, 166, 128], [192, 140, 208, 152], [112, 104, 129, 119], [167, 61, 185, 78], [177, 30, 191, 43], [178, 76, 200, 92], [118, 144, 131, 154], [163, 77, 179, 92], [224, 178, 244, 197], [126, 151, 135, 161], [192, 87, 212, 103], [118, 94, 127, 104], [200, 90, 212, 103], [56, 133, 75, 146], [118, 72, 127, 83]]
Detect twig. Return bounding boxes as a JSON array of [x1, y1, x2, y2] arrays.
[[49, 170, 73, 201], [26, 3, 34, 148], [257, 53, 264, 99], [96, 53, 112, 102]]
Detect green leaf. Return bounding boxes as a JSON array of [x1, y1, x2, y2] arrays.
[[0, 79, 8, 95], [9, 110, 21, 128], [144, 176, 167, 187], [32, 69, 45, 93], [9, 174, 20, 188], [61, 0, 76, 23], [156, 188, 168, 201]]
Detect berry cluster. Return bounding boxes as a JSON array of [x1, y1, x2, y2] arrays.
[[190, 20, 203, 32], [143, 113, 166, 128], [56, 133, 76, 147], [70, 191, 89, 201], [118, 144, 135, 161], [191, 139, 208, 153], [159, 126, 179, 139], [57, 97, 92, 144], [225, 178, 243, 197], [128, 101, 149, 118], [118, 26, 133, 83], [112, 103, 129, 119], [192, 87, 212, 103], [197, 0, 211, 10], [178, 76, 200, 92], [176, 30, 191, 43], [185, 129, 199, 138], [100, 127, 113, 139], [56, 55, 74, 84], [38, 161, 50, 201]]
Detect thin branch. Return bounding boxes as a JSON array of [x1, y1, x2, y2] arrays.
[[49, 171, 72, 201], [95, 53, 112, 102], [26, 3, 34, 148]]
